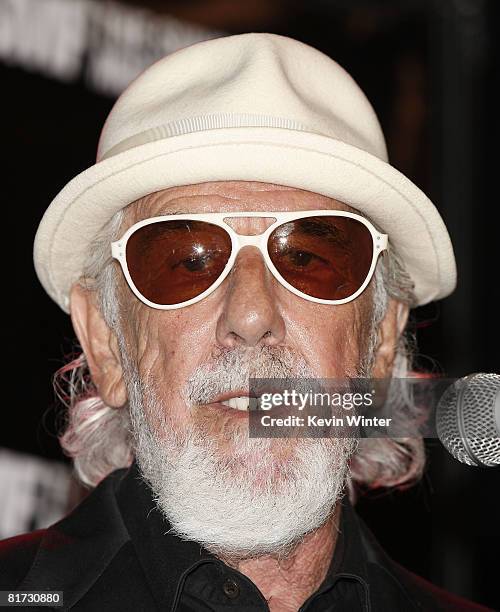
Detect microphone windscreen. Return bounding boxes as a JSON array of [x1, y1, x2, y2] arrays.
[[436, 373, 500, 467]]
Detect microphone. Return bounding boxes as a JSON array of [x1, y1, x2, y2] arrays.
[[436, 373, 500, 467]]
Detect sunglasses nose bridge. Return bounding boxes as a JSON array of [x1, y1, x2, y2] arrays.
[[234, 234, 266, 248]]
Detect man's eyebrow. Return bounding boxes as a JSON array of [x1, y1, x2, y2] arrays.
[[141, 207, 184, 218], [293, 217, 348, 246]]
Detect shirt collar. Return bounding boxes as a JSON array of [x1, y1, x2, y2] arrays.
[[116, 461, 216, 609], [300, 495, 371, 610]]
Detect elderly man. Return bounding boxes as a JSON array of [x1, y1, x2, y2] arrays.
[[0, 34, 486, 611]]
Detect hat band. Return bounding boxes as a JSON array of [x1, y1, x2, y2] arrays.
[[99, 113, 310, 160]]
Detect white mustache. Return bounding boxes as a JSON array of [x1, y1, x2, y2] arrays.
[[184, 346, 316, 406]]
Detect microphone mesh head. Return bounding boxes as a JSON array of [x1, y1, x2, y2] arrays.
[[436, 373, 500, 467]]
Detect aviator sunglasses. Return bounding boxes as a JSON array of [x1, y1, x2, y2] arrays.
[[111, 211, 388, 310]]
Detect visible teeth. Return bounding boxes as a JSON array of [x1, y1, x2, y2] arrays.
[[220, 396, 249, 411]]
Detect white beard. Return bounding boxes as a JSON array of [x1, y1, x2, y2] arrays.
[[123, 346, 360, 560]]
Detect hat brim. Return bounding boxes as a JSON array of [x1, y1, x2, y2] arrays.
[[34, 127, 456, 312]]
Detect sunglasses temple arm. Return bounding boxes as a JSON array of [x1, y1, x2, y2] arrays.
[[379, 235, 388, 251]]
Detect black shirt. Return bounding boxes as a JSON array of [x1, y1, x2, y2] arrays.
[[0, 461, 490, 611], [116, 462, 369, 611]]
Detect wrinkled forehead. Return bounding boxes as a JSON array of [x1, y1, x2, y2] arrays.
[[122, 181, 358, 226]]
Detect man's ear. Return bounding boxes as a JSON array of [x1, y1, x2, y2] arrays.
[[371, 298, 409, 378], [70, 283, 127, 408]]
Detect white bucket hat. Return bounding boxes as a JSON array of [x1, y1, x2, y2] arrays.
[[34, 32, 456, 313]]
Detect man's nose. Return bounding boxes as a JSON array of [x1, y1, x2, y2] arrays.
[[215, 247, 286, 348]]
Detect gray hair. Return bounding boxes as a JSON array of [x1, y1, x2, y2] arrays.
[[56, 208, 425, 491]]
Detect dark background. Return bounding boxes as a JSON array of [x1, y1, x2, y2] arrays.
[[2, 0, 499, 608]]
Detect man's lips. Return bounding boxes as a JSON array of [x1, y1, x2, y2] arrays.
[[200, 384, 284, 412], [202, 390, 255, 413]]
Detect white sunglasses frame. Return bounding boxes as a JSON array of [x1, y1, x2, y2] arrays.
[[111, 210, 388, 310]]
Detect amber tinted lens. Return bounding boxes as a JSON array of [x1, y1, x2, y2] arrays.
[[126, 220, 232, 305], [268, 216, 374, 301]]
